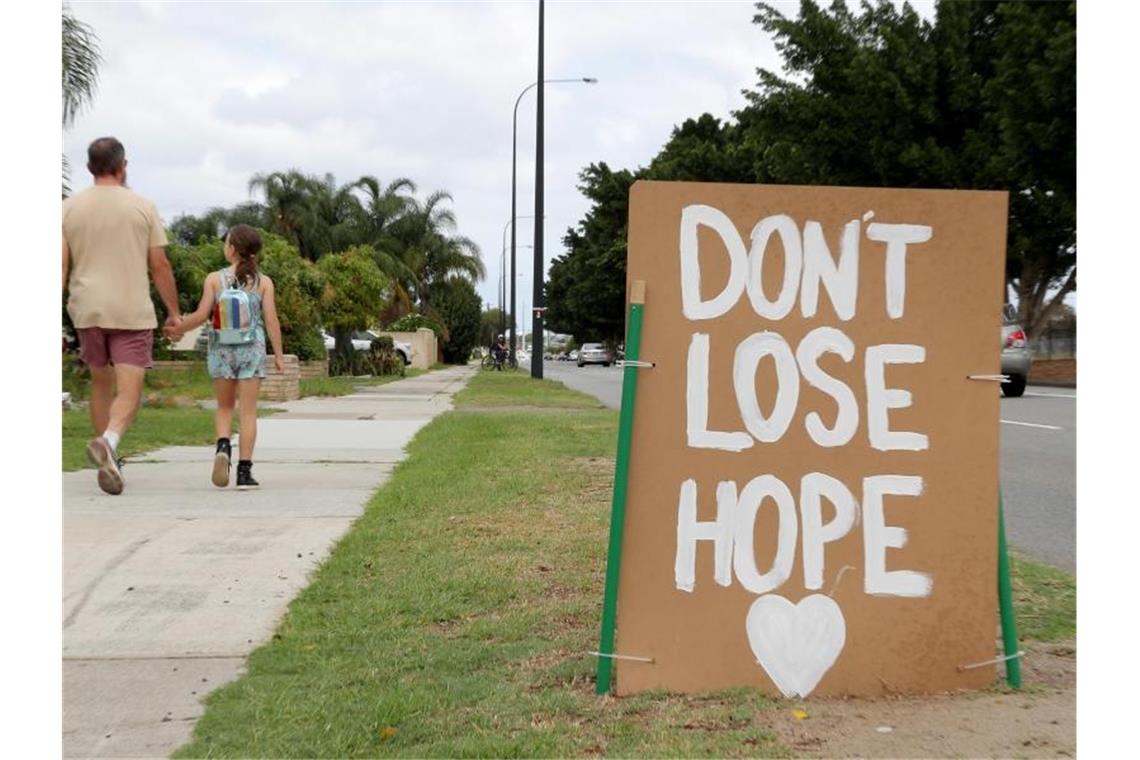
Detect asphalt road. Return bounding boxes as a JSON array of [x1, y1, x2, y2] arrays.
[[532, 359, 1076, 572]]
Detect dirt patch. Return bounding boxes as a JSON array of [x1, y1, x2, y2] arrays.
[[761, 640, 1074, 758], [1028, 358, 1076, 386]]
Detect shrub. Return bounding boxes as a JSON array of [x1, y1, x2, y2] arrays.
[[432, 276, 482, 364], [258, 233, 327, 361]]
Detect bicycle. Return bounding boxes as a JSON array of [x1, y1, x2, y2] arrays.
[[481, 350, 518, 371]]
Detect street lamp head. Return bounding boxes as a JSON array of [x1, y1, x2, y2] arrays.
[[582, 77, 598, 84]]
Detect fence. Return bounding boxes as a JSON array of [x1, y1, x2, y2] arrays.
[[1030, 328, 1076, 359]]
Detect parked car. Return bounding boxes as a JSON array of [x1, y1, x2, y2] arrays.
[[557, 352, 572, 361], [577, 342, 613, 367], [323, 330, 411, 365], [567, 350, 579, 362], [1001, 304, 1032, 397], [356, 331, 412, 366]]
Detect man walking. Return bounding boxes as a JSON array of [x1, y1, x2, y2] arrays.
[[63, 137, 181, 494]]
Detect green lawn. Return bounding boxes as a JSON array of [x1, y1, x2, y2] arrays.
[[1010, 552, 1076, 641], [171, 371, 1074, 758], [300, 368, 424, 398]]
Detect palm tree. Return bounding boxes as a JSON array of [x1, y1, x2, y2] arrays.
[[248, 170, 321, 259], [307, 173, 365, 256], [62, 4, 102, 195], [351, 175, 419, 322], [390, 190, 486, 314]]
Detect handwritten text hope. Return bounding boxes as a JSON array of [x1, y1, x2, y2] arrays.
[[673, 205, 935, 600]]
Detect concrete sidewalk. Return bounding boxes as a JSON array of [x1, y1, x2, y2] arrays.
[[63, 366, 474, 758]]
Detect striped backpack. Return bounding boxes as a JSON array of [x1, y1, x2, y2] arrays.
[[211, 271, 257, 345]]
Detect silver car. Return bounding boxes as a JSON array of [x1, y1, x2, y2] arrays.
[[577, 342, 613, 367], [1001, 304, 1032, 397]]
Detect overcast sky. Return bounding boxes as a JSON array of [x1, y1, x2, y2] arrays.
[[63, 1, 945, 318]]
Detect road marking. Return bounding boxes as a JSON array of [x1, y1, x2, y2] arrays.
[[1001, 419, 1063, 431], [1024, 391, 1076, 399]]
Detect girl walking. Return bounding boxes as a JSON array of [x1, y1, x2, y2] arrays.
[[168, 224, 284, 488]]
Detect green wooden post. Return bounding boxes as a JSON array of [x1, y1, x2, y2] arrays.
[[997, 491, 1022, 688], [596, 282, 646, 695]]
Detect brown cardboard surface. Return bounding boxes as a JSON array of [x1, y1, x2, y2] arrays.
[[616, 181, 1008, 697]]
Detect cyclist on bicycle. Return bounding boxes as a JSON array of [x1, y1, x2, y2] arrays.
[[492, 334, 508, 371]]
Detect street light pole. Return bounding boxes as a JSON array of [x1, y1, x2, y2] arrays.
[[501, 216, 536, 340], [532, 0, 546, 378], [510, 73, 596, 367]]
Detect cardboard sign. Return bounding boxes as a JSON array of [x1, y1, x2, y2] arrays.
[[617, 181, 1008, 697]]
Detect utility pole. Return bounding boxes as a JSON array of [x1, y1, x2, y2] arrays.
[[531, 0, 545, 379]]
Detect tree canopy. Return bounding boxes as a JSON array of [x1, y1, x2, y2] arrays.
[[546, 0, 1075, 340]]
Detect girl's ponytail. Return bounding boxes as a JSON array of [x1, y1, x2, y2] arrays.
[[226, 224, 263, 287]]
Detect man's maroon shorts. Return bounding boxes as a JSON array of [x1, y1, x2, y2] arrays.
[[76, 327, 154, 369]]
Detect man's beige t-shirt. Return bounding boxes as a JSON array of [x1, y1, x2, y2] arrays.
[[64, 185, 168, 329]]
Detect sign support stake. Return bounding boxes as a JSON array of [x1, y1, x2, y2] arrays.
[[997, 490, 1022, 688], [596, 280, 646, 695]]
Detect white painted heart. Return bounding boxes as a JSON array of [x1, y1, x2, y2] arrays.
[[746, 593, 846, 698]]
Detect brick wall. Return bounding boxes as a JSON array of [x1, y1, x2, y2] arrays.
[[1028, 358, 1076, 387], [299, 359, 328, 380], [261, 354, 300, 401]]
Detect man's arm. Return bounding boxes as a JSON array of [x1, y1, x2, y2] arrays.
[[147, 245, 182, 325]]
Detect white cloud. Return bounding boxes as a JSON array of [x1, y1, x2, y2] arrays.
[[63, 0, 778, 308]]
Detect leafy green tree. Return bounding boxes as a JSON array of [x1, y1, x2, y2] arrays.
[[479, 308, 506, 350], [545, 163, 638, 345], [166, 238, 226, 315], [432, 277, 482, 364], [741, 0, 1074, 337], [645, 114, 754, 183], [547, 0, 1075, 341], [316, 245, 389, 362], [258, 233, 327, 361]]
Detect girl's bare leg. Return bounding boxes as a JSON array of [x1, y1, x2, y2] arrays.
[[237, 378, 262, 460]]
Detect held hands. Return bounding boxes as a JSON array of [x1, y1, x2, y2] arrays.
[[163, 314, 184, 340]]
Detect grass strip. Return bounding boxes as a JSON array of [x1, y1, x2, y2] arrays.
[[300, 369, 424, 398], [175, 372, 785, 758], [1009, 552, 1076, 641]]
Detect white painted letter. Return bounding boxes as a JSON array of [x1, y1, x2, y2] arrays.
[[800, 473, 858, 591], [801, 219, 860, 321], [796, 327, 858, 447], [862, 475, 932, 597], [733, 475, 798, 594], [865, 344, 928, 452], [865, 223, 933, 319], [680, 204, 748, 320], [734, 332, 799, 443], [687, 333, 753, 452], [747, 214, 803, 320], [675, 479, 736, 592]]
